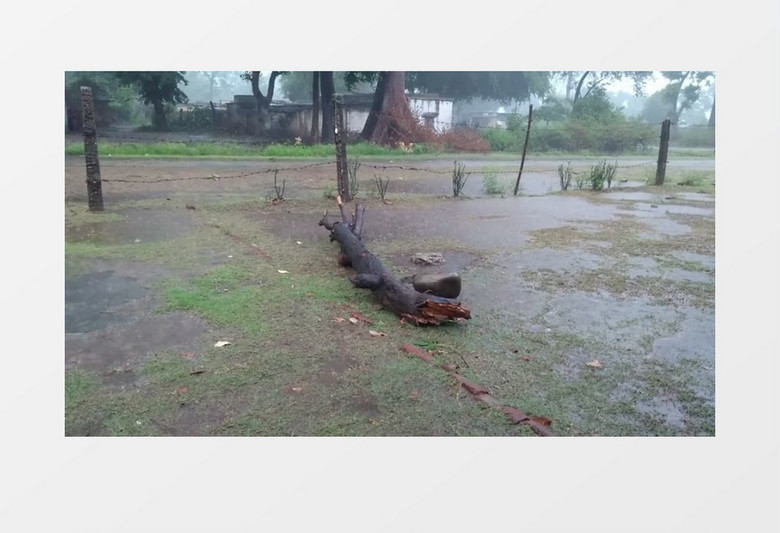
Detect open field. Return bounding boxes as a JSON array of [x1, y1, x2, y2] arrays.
[[65, 153, 715, 436]]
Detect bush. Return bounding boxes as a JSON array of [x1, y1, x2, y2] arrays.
[[587, 160, 618, 191], [480, 128, 520, 152], [672, 127, 715, 148], [482, 171, 510, 196]]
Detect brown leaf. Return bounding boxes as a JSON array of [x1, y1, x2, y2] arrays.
[[401, 344, 433, 363], [350, 312, 374, 325], [586, 359, 603, 368], [291, 387, 303, 393], [333, 317, 347, 323], [408, 390, 419, 401], [528, 416, 552, 427], [180, 352, 196, 360], [348, 317, 359, 324], [440, 363, 459, 372], [452, 373, 489, 395], [368, 330, 387, 337], [521, 355, 533, 361], [176, 386, 189, 395]]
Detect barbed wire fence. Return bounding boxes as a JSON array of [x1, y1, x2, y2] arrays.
[[74, 90, 681, 210]]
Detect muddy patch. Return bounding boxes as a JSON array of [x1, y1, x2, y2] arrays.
[[66, 208, 195, 245], [66, 312, 208, 387], [65, 268, 157, 333], [651, 308, 715, 365]]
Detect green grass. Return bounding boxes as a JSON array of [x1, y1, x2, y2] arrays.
[[64, 141, 430, 158]]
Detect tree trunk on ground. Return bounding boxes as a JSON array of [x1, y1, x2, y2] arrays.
[[320, 71, 335, 144], [708, 95, 715, 128], [363, 71, 418, 146], [311, 71, 320, 142], [319, 198, 471, 326], [152, 99, 167, 130]]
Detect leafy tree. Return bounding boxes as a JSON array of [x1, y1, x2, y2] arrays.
[[659, 71, 714, 123], [115, 71, 188, 130], [359, 71, 553, 144], [640, 91, 671, 123], [570, 71, 653, 102], [406, 71, 551, 103], [182, 71, 247, 102], [245, 71, 284, 135], [535, 96, 571, 125], [65, 72, 140, 129], [571, 86, 621, 123], [278, 72, 374, 101]]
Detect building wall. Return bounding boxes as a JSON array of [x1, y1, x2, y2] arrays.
[[408, 96, 453, 132]]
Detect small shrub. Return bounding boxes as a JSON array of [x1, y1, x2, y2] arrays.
[[558, 162, 573, 191], [587, 160, 618, 191], [482, 171, 509, 196], [267, 169, 286, 202], [677, 170, 712, 187], [374, 174, 389, 201], [347, 158, 361, 198], [322, 184, 337, 199], [452, 161, 470, 197]]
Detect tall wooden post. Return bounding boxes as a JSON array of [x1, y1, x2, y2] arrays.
[[80, 86, 104, 211], [334, 97, 351, 202], [513, 104, 533, 196], [655, 119, 671, 185]]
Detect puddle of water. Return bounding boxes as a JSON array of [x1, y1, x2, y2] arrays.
[[652, 308, 715, 365], [66, 208, 195, 245], [65, 270, 150, 333]]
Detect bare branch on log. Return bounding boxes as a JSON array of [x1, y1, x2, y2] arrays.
[[319, 202, 470, 325]]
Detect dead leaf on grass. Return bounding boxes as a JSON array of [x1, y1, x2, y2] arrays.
[[368, 330, 387, 337], [348, 317, 359, 324], [176, 386, 189, 395], [401, 344, 433, 362], [350, 312, 374, 325], [333, 317, 347, 323], [277, 270, 289, 274], [521, 355, 533, 361], [408, 390, 419, 401], [214, 341, 232, 347], [291, 387, 303, 393], [180, 352, 196, 360], [586, 359, 603, 368], [189, 369, 206, 375]]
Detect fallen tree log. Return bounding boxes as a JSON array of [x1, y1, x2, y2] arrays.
[[319, 197, 471, 325]]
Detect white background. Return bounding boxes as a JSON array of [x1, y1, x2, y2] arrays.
[[1, 1, 778, 531]]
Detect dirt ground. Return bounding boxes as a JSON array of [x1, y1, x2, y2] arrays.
[[64, 153, 715, 436]]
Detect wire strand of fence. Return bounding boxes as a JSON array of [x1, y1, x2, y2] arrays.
[[99, 161, 335, 183]]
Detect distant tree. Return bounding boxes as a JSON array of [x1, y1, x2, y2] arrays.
[[571, 86, 621, 123], [246, 70, 283, 135], [406, 71, 551, 103], [320, 72, 335, 143], [659, 71, 714, 124], [641, 91, 672, 124], [182, 71, 247, 102], [358, 71, 552, 144], [115, 71, 188, 130], [278, 71, 374, 101], [569, 71, 653, 102], [535, 96, 571, 125], [65, 72, 140, 129]]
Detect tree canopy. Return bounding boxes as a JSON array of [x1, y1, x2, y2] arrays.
[[114, 71, 188, 130], [406, 71, 551, 103]]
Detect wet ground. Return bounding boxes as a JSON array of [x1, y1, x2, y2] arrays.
[[65, 154, 715, 435]]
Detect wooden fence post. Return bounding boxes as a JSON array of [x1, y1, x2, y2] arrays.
[[655, 119, 671, 185], [513, 104, 533, 196], [334, 97, 351, 201], [80, 86, 104, 211]]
